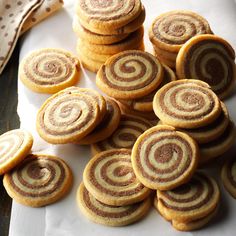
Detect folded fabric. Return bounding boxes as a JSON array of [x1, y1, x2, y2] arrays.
[[0, 0, 63, 75]]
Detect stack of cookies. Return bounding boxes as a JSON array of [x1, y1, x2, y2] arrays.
[[153, 79, 236, 165], [77, 149, 152, 226], [73, 0, 146, 72], [36, 86, 122, 145], [0, 129, 73, 207], [96, 50, 170, 124], [149, 10, 213, 69]]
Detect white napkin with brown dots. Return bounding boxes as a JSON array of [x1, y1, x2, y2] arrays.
[[0, 0, 63, 75]]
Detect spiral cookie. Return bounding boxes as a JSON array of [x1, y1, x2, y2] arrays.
[[77, 183, 151, 226], [153, 79, 221, 128], [176, 35, 236, 99], [200, 121, 236, 164], [118, 65, 176, 112], [221, 158, 236, 198], [3, 154, 73, 207], [0, 129, 33, 175], [91, 114, 153, 155], [37, 89, 100, 144], [157, 173, 220, 222], [76, 0, 142, 31], [77, 98, 121, 145], [96, 50, 164, 99], [131, 125, 199, 190], [19, 48, 80, 94], [83, 149, 151, 206], [149, 10, 212, 52]]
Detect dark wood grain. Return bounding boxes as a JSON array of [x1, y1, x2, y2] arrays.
[[0, 44, 20, 236]]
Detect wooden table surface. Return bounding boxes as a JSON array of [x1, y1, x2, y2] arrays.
[[0, 44, 20, 236]]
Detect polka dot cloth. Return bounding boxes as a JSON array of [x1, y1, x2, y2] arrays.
[[0, 0, 63, 75]]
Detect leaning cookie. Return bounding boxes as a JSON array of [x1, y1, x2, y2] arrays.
[[221, 158, 236, 199], [19, 48, 80, 94], [0, 129, 33, 175], [77, 182, 151, 226], [3, 154, 73, 207]]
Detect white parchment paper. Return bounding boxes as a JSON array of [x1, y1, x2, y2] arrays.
[[9, 0, 236, 235]]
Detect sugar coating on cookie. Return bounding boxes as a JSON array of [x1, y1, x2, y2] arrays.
[[91, 114, 153, 155], [3, 154, 73, 207], [149, 10, 212, 51], [19, 48, 80, 94], [96, 50, 164, 99], [157, 173, 220, 222], [131, 125, 199, 190], [176, 34, 236, 99], [83, 149, 151, 206], [0, 129, 33, 175], [153, 79, 221, 128], [37, 88, 100, 144], [77, 183, 151, 226], [221, 158, 236, 199]]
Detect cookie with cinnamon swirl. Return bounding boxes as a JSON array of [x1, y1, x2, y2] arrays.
[[83, 149, 151, 206], [19, 48, 80, 94], [153, 79, 221, 128], [131, 125, 199, 190], [77, 183, 151, 226], [176, 34, 236, 99], [156, 173, 220, 223], [96, 50, 164, 99], [3, 154, 73, 207], [0, 129, 33, 175]]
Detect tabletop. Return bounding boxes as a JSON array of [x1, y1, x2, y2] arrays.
[[0, 43, 20, 236]]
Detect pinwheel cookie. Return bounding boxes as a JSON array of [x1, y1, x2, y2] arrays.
[[0, 129, 33, 175], [83, 149, 151, 206], [96, 50, 164, 100], [91, 114, 152, 155], [19, 48, 80, 94], [131, 125, 199, 190], [77, 183, 151, 226], [3, 154, 73, 207], [153, 79, 221, 129], [176, 34, 236, 99]]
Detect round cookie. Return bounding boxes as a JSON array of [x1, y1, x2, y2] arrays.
[[36, 89, 100, 144], [77, 182, 151, 226], [76, 0, 142, 31], [19, 48, 80, 94], [153, 79, 221, 128], [79, 27, 144, 55], [156, 172, 220, 222], [96, 50, 164, 100], [76, 98, 121, 145], [118, 65, 176, 112], [73, 17, 129, 45], [3, 154, 73, 207], [131, 125, 199, 190], [91, 114, 153, 155], [0, 129, 33, 175], [83, 149, 151, 206], [149, 10, 212, 52], [221, 158, 236, 198], [176, 34, 236, 99], [153, 197, 218, 231], [200, 121, 236, 164]]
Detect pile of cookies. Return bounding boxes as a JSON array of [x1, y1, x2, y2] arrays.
[[153, 79, 236, 165], [149, 10, 213, 69], [36, 86, 122, 145], [73, 0, 145, 72], [0, 129, 72, 207], [19, 48, 80, 94], [95, 49, 171, 123], [149, 10, 236, 99]]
